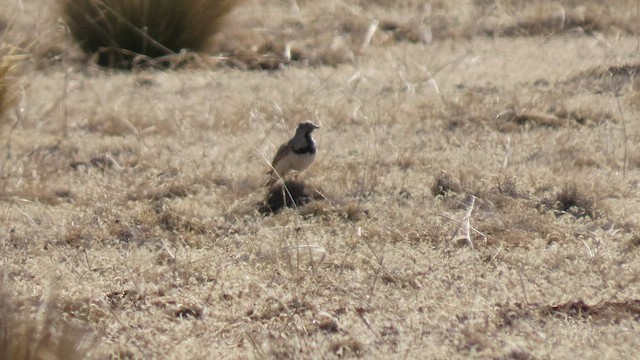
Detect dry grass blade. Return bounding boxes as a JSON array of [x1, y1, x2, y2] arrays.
[[0, 37, 27, 163], [0, 44, 23, 124]]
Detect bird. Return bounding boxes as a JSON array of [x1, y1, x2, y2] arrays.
[[266, 121, 320, 187]]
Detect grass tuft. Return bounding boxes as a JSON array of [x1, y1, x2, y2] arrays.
[[540, 183, 597, 219], [431, 171, 462, 197], [59, 0, 241, 68]]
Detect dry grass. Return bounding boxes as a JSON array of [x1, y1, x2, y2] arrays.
[[0, 43, 23, 124], [1, 0, 640, 358], [0, 275, 93, 360]]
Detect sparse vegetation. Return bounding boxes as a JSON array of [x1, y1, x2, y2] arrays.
[[1, 0, 640, 358]]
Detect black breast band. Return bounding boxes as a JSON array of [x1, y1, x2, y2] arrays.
[[292, 133, 316, 154]]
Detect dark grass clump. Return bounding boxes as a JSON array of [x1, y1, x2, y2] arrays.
[[562, 62, 640, 96], [555, 184, 595, 218], [59, 0, 241, 68], [540, 183, 596, 219], [543, 299, 640, 324], [431, 172, 462, 197], [497, 299, 640, 327], [260, 180, 323, 214]]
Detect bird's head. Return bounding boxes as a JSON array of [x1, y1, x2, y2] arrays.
[[296, 121, 320, 135]]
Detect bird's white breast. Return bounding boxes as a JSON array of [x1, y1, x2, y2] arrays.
[[275, 151, 316, 176]]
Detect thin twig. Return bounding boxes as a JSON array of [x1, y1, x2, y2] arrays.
[[367, 253, 384, 304], [517, 266, 529, 307], [437, 213, 487, 238], [463, 195, 476, 250], [444, 195, 480, 252], [62, 69, 70, 138], [614, 95, 628, 179], [361, 19, 378, 50]]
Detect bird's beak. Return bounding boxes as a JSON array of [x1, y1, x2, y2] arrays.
[[312, 123, 320, 129]]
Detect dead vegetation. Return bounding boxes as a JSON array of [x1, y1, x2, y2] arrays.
[[28, 0, 640, 71], [0, 39, 25, 127], [497, 298, 640, 326], [0, 276, 93, 360], [562, 62, 640, 96], [1, 0, 640, 358]]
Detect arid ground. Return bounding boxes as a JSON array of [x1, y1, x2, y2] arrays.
[[2, 0, 640, 358]]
